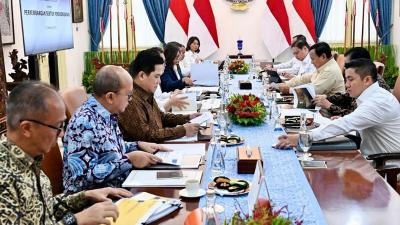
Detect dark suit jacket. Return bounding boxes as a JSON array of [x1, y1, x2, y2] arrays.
[[160, 66, 185, 92]]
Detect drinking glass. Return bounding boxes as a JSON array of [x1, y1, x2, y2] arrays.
[[298, 130, 313, 161]]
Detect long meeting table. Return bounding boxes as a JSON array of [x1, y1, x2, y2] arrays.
[[129, 75, 400, 224]]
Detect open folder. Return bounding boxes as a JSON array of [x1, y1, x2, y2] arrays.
[[150, 143, 206, 169], [110, 192, 182, 225]]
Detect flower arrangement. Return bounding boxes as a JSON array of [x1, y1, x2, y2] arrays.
[[228, 60, 249, 74], [226, 94, 266, 126], [225, 198, 303, 225]]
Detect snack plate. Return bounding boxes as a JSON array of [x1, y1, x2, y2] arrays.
[[219, 138, 245, 146], [208, 179, 251, 196]]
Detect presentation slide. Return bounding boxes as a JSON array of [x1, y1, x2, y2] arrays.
[[20, 0, 74, 55]]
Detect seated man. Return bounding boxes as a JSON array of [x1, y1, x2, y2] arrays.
[[63, 65, 167, 194], [314, 47, 391, 116], [265, 34, 307, 72], [276, 59, 400, 156], [269, 40, 315, 79], [0, 81, 132, 224], [275, 42, 345, 96], [118, 48, 200, 143]]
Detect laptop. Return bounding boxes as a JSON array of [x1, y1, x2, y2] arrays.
[[267, 70, 282, 83]]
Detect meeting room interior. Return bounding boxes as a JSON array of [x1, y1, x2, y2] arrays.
[[2, 0, 400, 225]]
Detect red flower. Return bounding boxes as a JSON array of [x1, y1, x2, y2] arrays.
[[226, 105, 235, 113], [243, 95, 249, 101]]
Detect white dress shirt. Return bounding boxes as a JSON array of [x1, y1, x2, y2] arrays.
[[275, 57, 301, 75], [183, 51, 201, 68], [154, 85, 170, 112], [297, 54, 316, 76], [311, 82, 400, 156]]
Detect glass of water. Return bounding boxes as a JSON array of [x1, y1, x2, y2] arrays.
[[298, 130, 313, 161]]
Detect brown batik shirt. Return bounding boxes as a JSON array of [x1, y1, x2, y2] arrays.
[[118, 82, 190, 143], [0, 138, 90, 225], [327, 77, 391, 116]]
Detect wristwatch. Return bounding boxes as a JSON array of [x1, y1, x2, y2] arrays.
[[62, 212, 77, 225]]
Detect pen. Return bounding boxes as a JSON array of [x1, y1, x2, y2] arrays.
[[153, 150, 159, 155]]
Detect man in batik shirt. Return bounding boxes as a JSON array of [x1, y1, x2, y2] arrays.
[[0, 81, 132, 225], [63, 65, 168, 194]]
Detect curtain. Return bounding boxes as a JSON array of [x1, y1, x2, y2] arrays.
[[370, 0, 392, 45], [310, 0, 333, 41], [142, 0, 170, 44], [88, 0, 111, 51]]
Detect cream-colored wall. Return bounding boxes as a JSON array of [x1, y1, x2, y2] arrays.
[[1, 0, 90, 90], [208, 1, 292, 62], [58, 0, 90, 90], [392, 0, 400, 68]]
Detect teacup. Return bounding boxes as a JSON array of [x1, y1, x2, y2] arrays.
[[185, 179, 200, 196]]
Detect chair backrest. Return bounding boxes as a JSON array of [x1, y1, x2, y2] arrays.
[[335, 54, 345, 72], [393, 76, 400, 102], [41, 143, 64, 195], [40, 87, 87, 195], [61, 86, 88, 120]]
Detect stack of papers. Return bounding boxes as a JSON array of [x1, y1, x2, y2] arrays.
[[190, 112, 214, 124], [200, 99, 221, 111], [122, 170, 203, 187], [164, 135, 198, 143], [110, 192, 181, 225]]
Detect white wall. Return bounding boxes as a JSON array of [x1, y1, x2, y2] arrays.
[[208, 1, 292, 62], [1, 0, 90, 89], [58, 1, 90, 90], [392, 0, 400, 68]]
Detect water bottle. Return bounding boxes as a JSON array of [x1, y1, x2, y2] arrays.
[[210, 143, 225, 179], [203, 189, 217, 225]]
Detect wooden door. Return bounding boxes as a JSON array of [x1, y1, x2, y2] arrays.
[[0, 28, 7, 134]]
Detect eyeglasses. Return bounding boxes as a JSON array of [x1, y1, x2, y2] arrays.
[[114, 91, 133, 101], [20, 119, 64, 136]]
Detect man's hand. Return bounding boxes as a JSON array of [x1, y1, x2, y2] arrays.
[[264, 64, 275, 70], [189, 112, 202, 120], [127, 151, 162, 168], [282, 72, 294, 80], [269, 82, 280, 90], [183, 77, 194, 86], [183, 123, 200, 137], [75, 200, 118, 225], [313, 95, 332, 109], [274, 135, 295, 149], [167, 93, 189, 110], [138, 141, 172, 154], [85, 187, 132, 203]]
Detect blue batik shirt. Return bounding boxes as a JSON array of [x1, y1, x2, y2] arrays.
[[63, 96, 138, 194]]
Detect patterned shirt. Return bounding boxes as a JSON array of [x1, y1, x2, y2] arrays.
[[0, 138, 89, 224], [63, 96, 138, 194], [327, 77, 391, 116], [118, 82, 190, 143]]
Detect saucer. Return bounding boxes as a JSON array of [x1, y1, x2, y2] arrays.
[[179, 188, 206, 198]]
